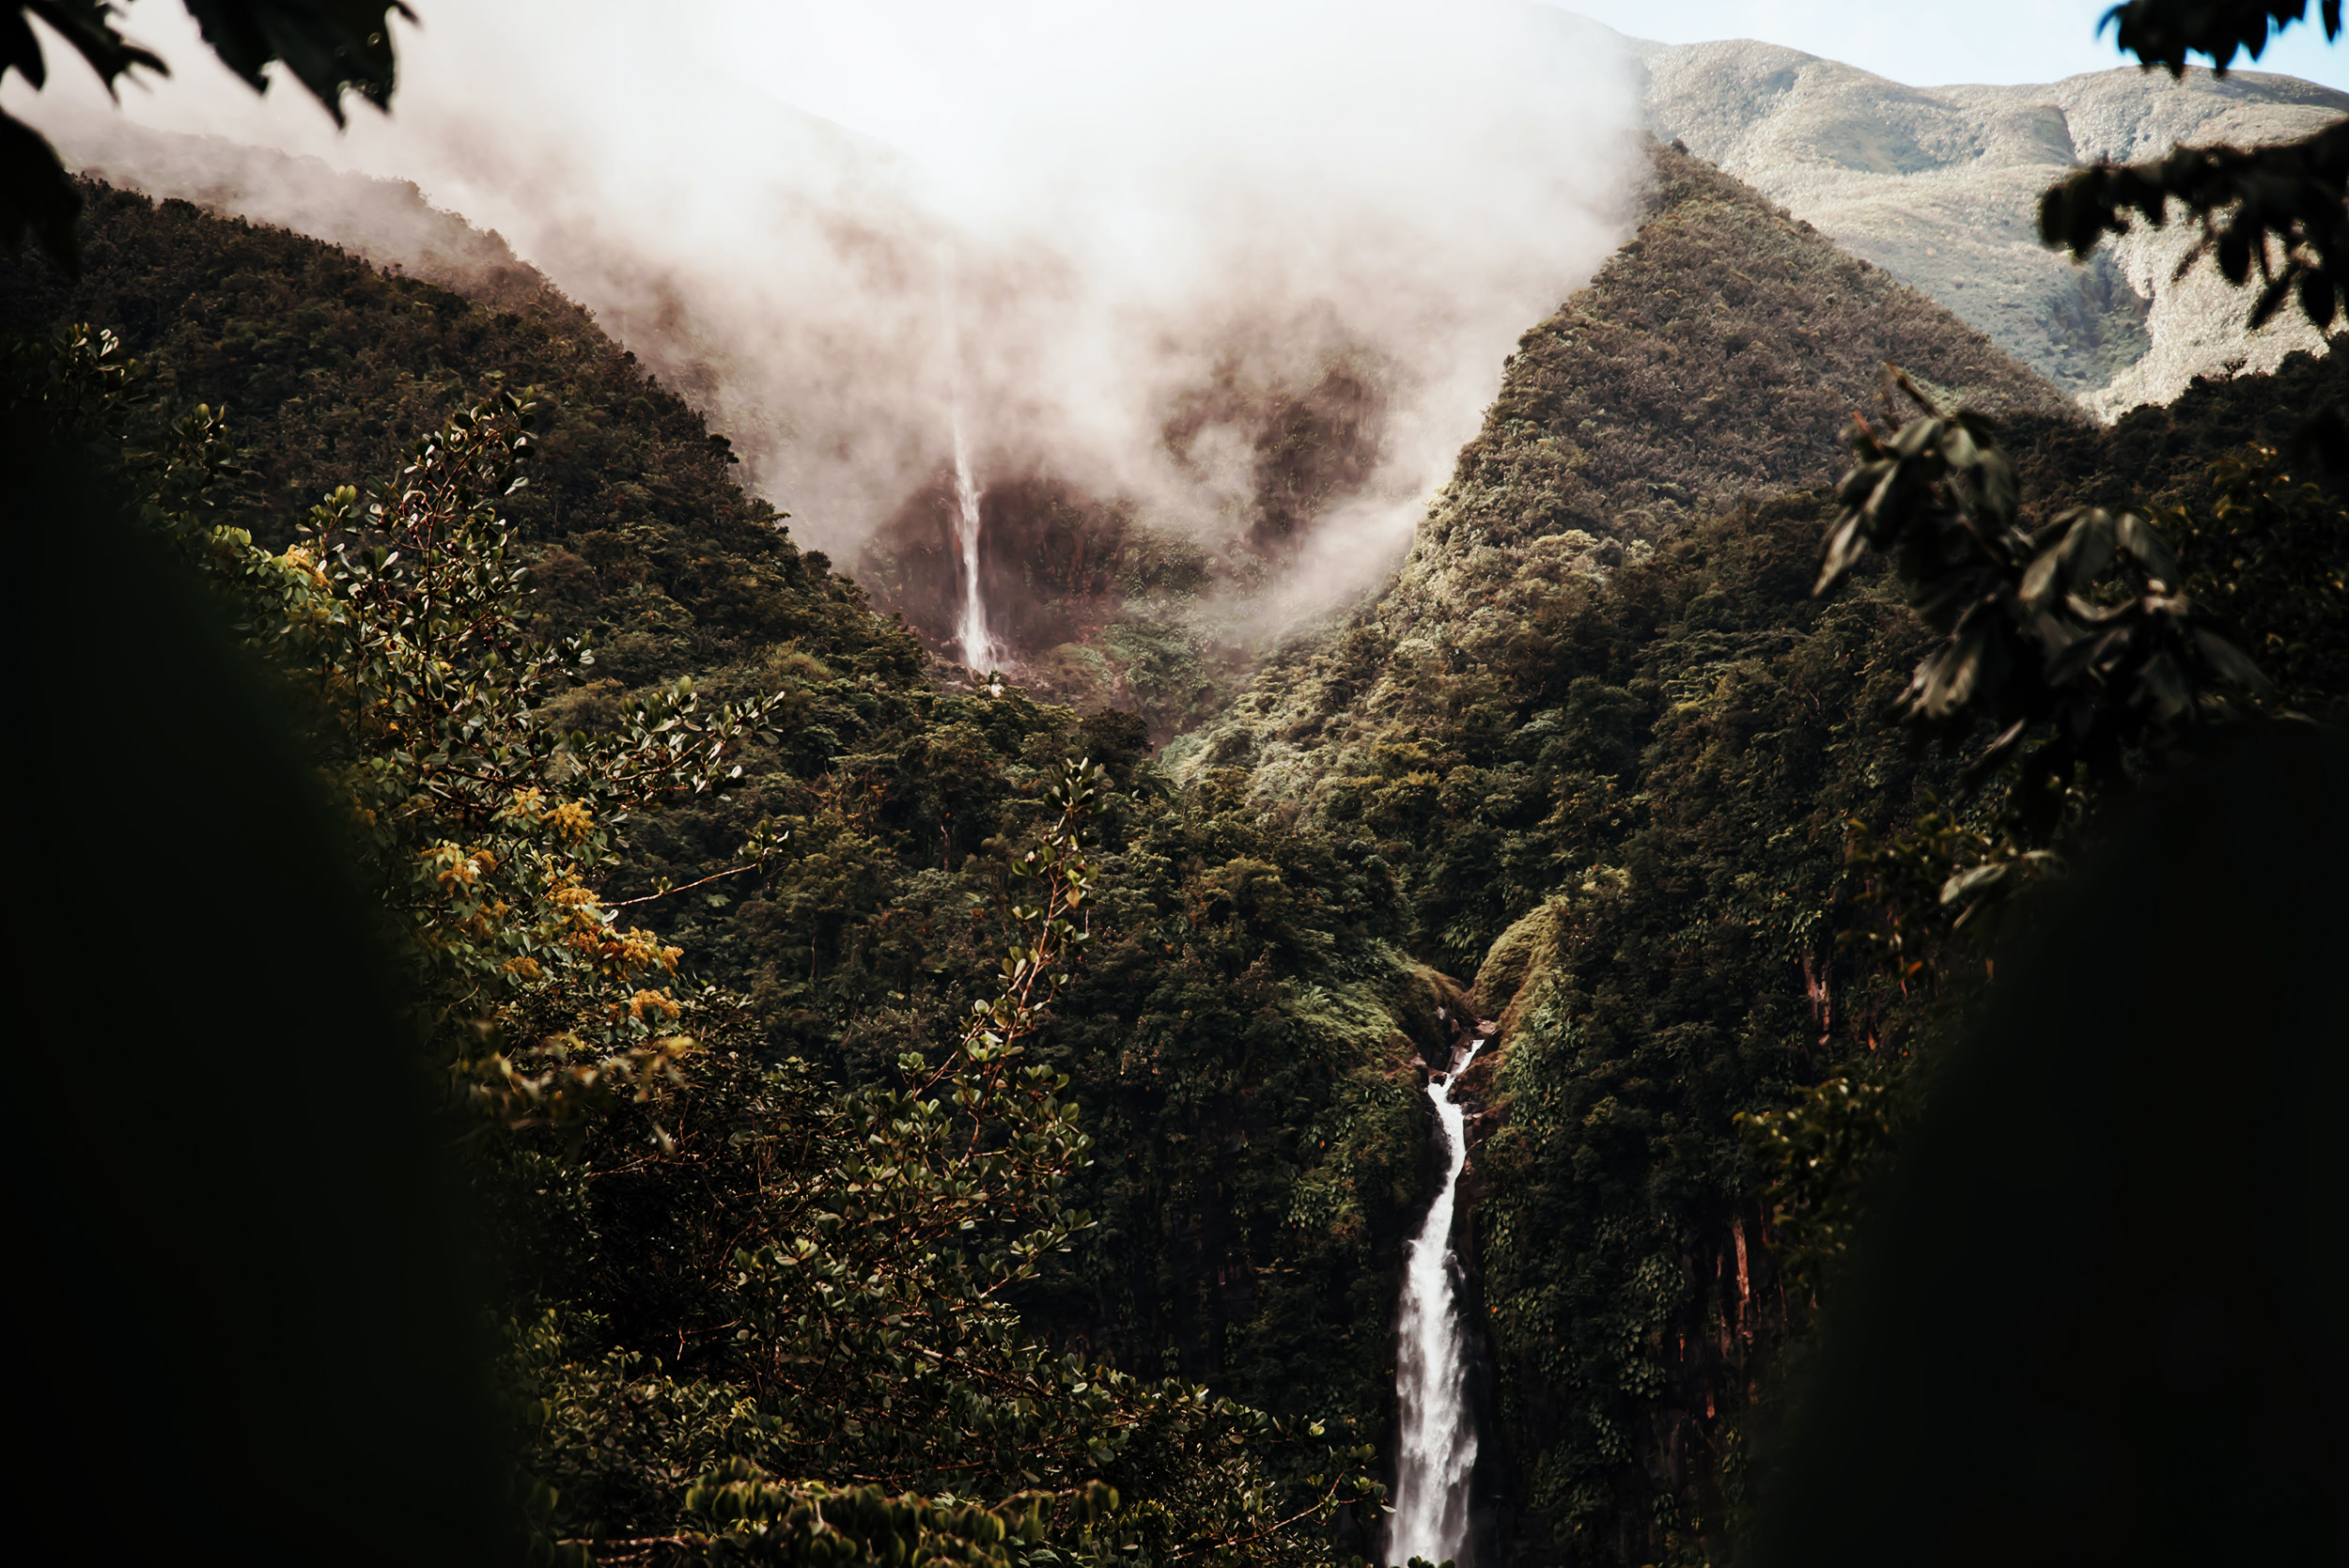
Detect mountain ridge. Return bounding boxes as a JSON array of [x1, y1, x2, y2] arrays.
[[1168, 137, 2076, 799], [1616, 30, 2344, 409]]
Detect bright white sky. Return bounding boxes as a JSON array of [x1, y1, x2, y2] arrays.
[[1557, 0, 2346, 88]]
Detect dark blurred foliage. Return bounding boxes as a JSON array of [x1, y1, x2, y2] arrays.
[[2158, 442, 2349, 712], [2099, 0, 2341, 73], [2040, 118, 2347, 334], [2043, 3, 2345, 333], [3, 0, 411, 268], [1815, 371, 2272, 844], [1752, 722, 2349, 1568], [7, 346, 505, 1565]]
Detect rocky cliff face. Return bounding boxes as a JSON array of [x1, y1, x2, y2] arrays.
[[1626, 35, 2343, 412]]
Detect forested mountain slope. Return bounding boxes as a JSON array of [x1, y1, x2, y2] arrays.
[[31, 96, 554, 308], [1168, 137, 2342, 1563], [1624, 33, 2344, 410], [1170, 139, 2073, 804], [0, 179, 1444, 1473], [0, 185, 894, 693]]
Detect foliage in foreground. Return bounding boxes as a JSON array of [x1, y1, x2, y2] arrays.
[[2042, 1, 2346, 335], [498, 762, 1377, 1568], [3, 0, 412, 268], [7, 328, 1378, 1568], [1, 195, 1437, 1444]]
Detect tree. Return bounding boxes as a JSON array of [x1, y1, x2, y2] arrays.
[[8, 323, 1380, 1567], [1742, 8, 2349, 1558], [1813, 369, 2272, 853], [500, 762, 1378, 1567]]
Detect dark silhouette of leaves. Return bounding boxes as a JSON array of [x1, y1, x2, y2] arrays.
[[2, 0, 411, 272]]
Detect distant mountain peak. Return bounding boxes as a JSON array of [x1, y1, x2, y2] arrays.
[[1626, 37, 2343, 410]]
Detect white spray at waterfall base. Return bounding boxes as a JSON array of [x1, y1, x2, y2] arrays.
[[1387, 1038, 1486, 1568]]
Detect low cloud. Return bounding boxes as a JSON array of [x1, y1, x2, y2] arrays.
[[15, 0, 1642, 642]]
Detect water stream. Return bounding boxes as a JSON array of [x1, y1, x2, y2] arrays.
[[950, 399, 992, 672], [939, 249, 994, 674], [1386, 1036, 1486, 1567]]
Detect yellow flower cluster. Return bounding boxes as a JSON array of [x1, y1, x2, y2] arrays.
[[275, 544, 331, 590], [549, 876, 604, 923], [625, 987, 682, 1023], [420, 841, 499, 892], [459, 896, 513, 939], [610, 927, 684, 977], [538, 871, 678, 983], [546, 800, 594, 843]]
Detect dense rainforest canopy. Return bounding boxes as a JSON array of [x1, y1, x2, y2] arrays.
[[8, 166, 2341, 1564], [5, 0, 2345, 1554]]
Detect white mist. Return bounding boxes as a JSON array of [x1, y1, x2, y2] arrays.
[[1387, 1038, 1485, 1568], [11, 1, 1641, 590]]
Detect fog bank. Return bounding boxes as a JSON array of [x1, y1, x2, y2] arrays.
[[14, 0, 1642, 631]]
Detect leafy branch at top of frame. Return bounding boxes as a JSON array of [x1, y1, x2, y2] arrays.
[[2097, 0, 2341, 78], [5, 2, 415, 271], [2039, 116, 2349, 334], [2039, 3, 2347, 334]]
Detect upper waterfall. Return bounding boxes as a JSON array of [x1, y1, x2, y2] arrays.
[[940, 247, 993, 674], [950, 396, 992, 672]]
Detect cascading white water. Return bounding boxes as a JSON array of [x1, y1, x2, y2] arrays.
[[949, 400, 993, 672], [1386, 1038, 1485, 1568], [939, 248, 994, 674]]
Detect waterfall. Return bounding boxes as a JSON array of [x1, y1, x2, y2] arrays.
[[1386, 1037, 1485, 1568], [950, 399, 993, 672], [939, 248, 993, 673]]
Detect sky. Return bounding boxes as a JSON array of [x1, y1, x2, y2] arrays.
[[1557, 0, 2346, 88]]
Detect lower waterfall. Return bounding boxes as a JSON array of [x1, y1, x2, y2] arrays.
[[1386, 1036, 1486, 1567]]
